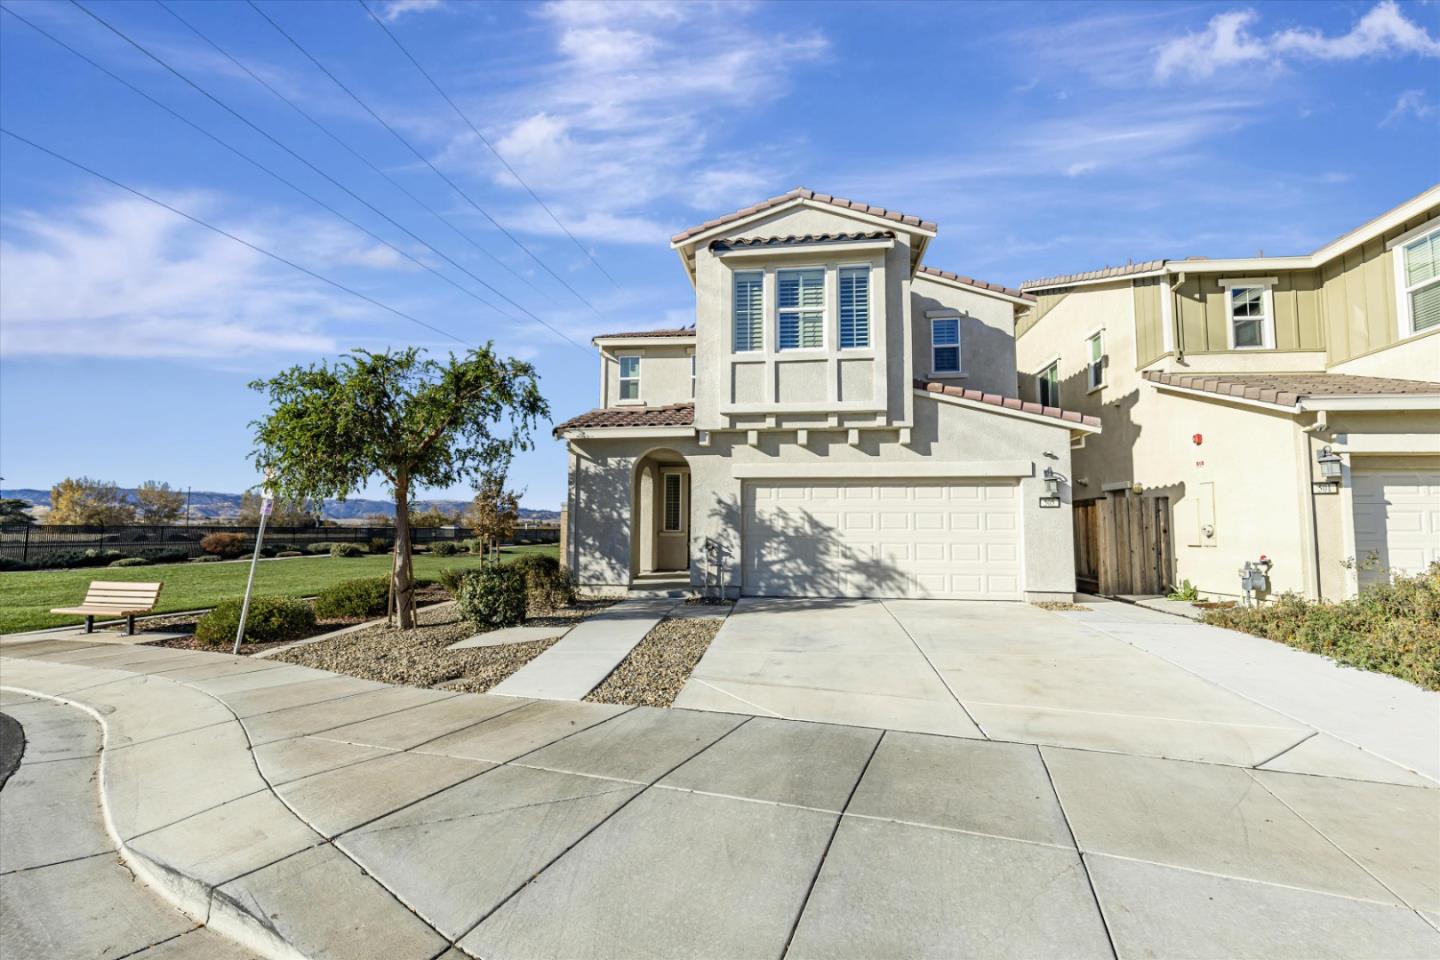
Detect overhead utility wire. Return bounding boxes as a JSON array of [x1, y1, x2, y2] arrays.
[[247, 0, 606, 319], [153, 0, 557, 309], [0, 3, 579, 350], [67, 0, 585, 350], [356, 0, 617, 287], [2, 128, 469, 346]]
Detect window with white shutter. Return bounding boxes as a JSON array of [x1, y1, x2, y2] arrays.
[[1399, 227, 1440, 335], [733, 272, 763, 352], [777, 269, 824, 350], [931, 317, 961, 374], [839, 266, 870, 349]]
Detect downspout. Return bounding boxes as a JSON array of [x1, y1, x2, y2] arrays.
[[1171, 269, 1186, 364]]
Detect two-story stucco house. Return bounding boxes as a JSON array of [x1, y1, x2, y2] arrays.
[[1014, 185, 1440, 602], [556, 188, 1100, 601]]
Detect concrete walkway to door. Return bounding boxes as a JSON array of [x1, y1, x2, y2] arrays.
[[491, 599, 678, 701]]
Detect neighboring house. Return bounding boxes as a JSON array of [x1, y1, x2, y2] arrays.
[[1014, 184, 1440, 601], [557, 188, 1100, 601]]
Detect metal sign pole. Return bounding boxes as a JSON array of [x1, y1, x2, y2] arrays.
[[233, 488, 273, 655]]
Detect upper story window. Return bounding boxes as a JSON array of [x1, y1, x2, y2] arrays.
[[734, 272, 763, 352], [618, 355, 641, 401], [1397, 225, 1439, 336], [689, 352, 696, 397], [777, 269, 824, 350], [1086, 331, 1105, 391], [1038, 361, 1060, 407], [931, 317, 961, 374], [1221, 279, 1275, 349], [838, 266, 870, 349]]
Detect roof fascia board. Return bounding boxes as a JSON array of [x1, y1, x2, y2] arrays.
[[1023, 269, 1167, 293], [915, 388, 1102, 434], [1312, 186, 1440, 264], [593, 336, 697, 348], [559, 426, 695, 440], [915, 271, 1034, 306], [1149, 380, 1301, 413], [672, 197, 936, 252], [714, 239, 895, 259], [1301, 395, 1440, 412], [732, 460, 1034, 480]]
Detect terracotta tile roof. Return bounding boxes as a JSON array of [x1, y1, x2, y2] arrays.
[[1144, 371, 1440, 406], [711, 231, 894, 251], [672, 188, 937, 244], [555, 402, 695, 434], [915, 379, 1102, 428], [593, 325, 695, 340], [1020, 259, 1168, 291], [916, 265, 1035, 302]]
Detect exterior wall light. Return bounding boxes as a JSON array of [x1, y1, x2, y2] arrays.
[[1316, 446, 1343, 480], [1042, 466, 1066, 498]]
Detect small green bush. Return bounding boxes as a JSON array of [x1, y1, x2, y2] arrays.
[[135, 548, 187, 565], [456, 562, 528, 629], [368, 537, 391, 555], [330, 543, 366, 558], [191, 554, 222, 563], [201, 532, 250, 559], [514, 553, 572, 612], [0, 556, 35, 571], [436, 566, 466, 597], [109, 556, 149, 567], [430, 541, 460, 557], [305, 541, 338, 555], [462, 538, 485, 555], [275, 550, 303, 558], [193, 596, 316, 647], [314, 576, 389, 619], [1203, 563, 1440, 690], [1167, 580, 1201, 602]]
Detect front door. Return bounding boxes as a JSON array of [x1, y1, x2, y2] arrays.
[[656, 468, 689, 571]]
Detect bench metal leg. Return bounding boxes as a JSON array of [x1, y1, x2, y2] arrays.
[[126, 614, 136, 637], [84, 616, 94, 634]]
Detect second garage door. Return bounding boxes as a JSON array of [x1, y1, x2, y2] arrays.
[[1351, 466, 1440, 590], [742, 479, 1023, 599]]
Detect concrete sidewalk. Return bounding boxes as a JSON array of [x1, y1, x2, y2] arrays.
[[2, 637, 1436, 960]]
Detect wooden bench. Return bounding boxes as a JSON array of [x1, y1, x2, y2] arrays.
[[51, 581, 164, 636]]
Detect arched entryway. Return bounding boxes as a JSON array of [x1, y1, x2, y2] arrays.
[[630, 448, 691, 583]]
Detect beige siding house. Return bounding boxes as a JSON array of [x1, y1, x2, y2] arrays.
[[1014, 185, 1440, 601], [558, 189, 1099, 600]]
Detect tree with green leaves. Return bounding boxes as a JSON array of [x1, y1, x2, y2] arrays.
[[465, 458, 521, 559], [133, 480, 186, 524], [47, 477, 136, 525], [250, 347, 547, 628], [0, 498, 36, 525]]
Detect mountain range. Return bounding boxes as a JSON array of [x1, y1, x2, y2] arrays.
[[1, 488, 560, 523]]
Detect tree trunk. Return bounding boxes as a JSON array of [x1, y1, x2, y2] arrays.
[[393, 478, 416, 630]]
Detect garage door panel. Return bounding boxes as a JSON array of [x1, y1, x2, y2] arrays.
[[1351, 467, 1440, 589], [743, 479, 1023, 600]]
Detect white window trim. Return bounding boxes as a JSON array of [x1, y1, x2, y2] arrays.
[[1388, 219, 1440, 339], [689, 351, 696, 398], [1218, 277, 1277, 350], [660, 468, 687, 536], [930, 316, 962, 376], [1037, 359, 1061, 407], [732, 270, 764, 353], [617, 354, 642, 405], [837, 264, 871, 350], [775, 266, 827, 353], [1085, 328, 1105, 393]]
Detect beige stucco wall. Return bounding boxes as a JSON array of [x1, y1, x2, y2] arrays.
[[910, 274, 1020, 396], [601, 344, 693, 408], [565, 394, 1081, 598]]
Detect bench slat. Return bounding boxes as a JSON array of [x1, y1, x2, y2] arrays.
[[52, 580, 164, 620], [84, 581, 164, 591], [51, 606, 155, 616], [82, 591, 163, 601]]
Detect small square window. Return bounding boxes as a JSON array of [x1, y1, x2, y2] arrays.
[[618, 355, 640, 401], [931, 317, 961, 374], [1224, 283, 1273, 350]]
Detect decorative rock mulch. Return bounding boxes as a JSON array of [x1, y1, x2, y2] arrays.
[[1032, 601, 1092, 612], [584, 608, 730, 708]]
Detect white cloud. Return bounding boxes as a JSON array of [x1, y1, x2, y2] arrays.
[[0, 193, 419, 359], [1381, 88, 1437, 126], [1156, 2, 1440, 82], [377, 0, 445, 23], [435, 2, 827, 244]]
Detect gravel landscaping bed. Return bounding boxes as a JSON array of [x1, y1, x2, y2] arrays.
[[585, 607, 730, 708], [1033, 601, 1091, 612], [269, 598, 613, 691]]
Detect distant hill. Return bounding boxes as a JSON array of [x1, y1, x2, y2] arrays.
[[1, 488, 560, 523]]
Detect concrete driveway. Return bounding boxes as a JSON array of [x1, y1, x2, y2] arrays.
[[676, 596, 1438, 777]]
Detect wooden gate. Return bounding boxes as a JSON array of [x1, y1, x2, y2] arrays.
[[1073, 492, 1173, 596]]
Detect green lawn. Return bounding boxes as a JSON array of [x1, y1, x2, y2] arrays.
[[0, 544, 558, 635]]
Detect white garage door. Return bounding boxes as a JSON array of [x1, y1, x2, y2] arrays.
[[742, 479, 1023, 600], [1351, 467, 1440, 589]]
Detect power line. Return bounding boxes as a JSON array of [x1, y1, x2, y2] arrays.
[[355, 0, 617, 287], [0, 2, 562, 347], [1, 127, 469, 345], [67, 0, 586, 350], [153, 0, 559, 310], [246, 0, 607, 319]]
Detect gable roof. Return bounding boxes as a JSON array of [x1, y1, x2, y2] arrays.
[[1020, 260, 1167, 292], [672, 188, 936, 246], [916, 266, 1036, 304], [554, 402, 695, 436], [710, 231, 894, 251], [1144, 371, 1440, 409], [593, 325, 695, 342], [915, 379, 1102, 429]]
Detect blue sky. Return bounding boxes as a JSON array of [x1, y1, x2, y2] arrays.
[[2, 0, 1436, 510]]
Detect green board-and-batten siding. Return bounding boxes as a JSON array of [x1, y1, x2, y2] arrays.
[[1321, 208, 1438, 365], [1170, 271, 1326, 354], [1132, 278, 1165, 367]]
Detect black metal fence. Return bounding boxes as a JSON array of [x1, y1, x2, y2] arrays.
[[1, 522, 559, 564]]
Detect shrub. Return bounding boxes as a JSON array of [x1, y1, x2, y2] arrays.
[[455, 562, 528, 629], [191, 554, 222, 563], [436, 566, 466, 597], [0, 556, 35, 571], [463, 538, 486, 555], [276, 550, 303, 558], [201, 532, 250, 559], [194, 596, 316, 647], [330, 542, 366, 558], [1203, 563, 1440, 690], [33, 549, 122, 569], [109, 556, 149, 567], [430, 541, 460, 557], [514, 553, 572, 612], [134, 548, 187, 565], [1167, 580, 1201, 602], [305, 541, 338, 555], [314, 576, 389, 619], [368, 537, 391, 555]]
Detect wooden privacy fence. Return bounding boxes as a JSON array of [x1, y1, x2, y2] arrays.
[[1074, 492, 1173, 596]]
